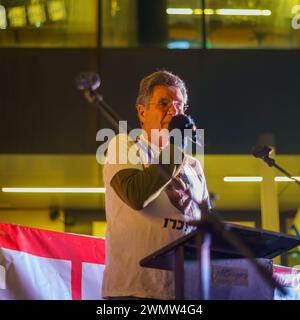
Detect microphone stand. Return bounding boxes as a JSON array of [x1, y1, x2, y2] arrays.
[[77, 73, 287, 299], [84, 89, 124, 133], [253, 145, 300, 188], [253, 145, 300, 256]]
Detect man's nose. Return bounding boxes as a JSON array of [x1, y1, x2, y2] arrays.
[[167, 104, 178, 116]]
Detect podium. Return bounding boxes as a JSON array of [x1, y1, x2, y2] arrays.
[[140, 221, 300, 300]]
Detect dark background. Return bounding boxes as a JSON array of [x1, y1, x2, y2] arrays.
[[0, 48, 299, 154]]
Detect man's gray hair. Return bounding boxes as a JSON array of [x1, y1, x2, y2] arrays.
[[136, 70, 188, 108]]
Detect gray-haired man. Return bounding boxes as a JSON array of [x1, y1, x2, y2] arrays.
[[102, 70, 210, 300]]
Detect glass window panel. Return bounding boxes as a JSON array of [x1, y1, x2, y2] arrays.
[[205, 0, 300, 49], [101, 0, 138, 47], [0, 0, 98, 48], [166, 0, 203, 49], [101, 0, 203, 48]]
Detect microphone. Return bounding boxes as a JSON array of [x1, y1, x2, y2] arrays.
[[252, 145, 275, 167], [75, 72, 101, 91], [168, 114, 200, 148]]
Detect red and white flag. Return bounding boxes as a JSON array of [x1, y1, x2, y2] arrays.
[[0, 222, 105, 300]]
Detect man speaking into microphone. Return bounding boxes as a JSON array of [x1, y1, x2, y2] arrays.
[[102, 70, 211, 300]]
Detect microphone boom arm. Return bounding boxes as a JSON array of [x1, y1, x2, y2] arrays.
[[252, 145, 300, 187]]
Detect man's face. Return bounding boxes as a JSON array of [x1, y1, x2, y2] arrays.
[[137, 85, 186, 147]]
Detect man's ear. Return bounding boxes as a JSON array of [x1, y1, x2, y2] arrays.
[[137, 104, 146, 125]]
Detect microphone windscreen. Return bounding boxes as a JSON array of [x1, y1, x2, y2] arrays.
[[168, 114, 195, 132], [75, 72, 101, 91], [252, 145, 272, 158]]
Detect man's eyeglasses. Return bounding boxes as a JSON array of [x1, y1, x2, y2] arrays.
[[151, 99, 188, 113]]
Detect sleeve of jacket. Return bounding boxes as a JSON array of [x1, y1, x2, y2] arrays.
[[110, 143, 184, 210]]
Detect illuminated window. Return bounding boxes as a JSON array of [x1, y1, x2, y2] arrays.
[[8, 6, 26, 28], [27, 3, 46, 26], [0, 0, 98, 48], [101, 0, 300, 49], [166, 0, 203, 49], [165, 0, 300, 49], [47, 0, 67, 22], [101, 0, 138, 47], [1, 0, 299, 49], [205, 0, 300, 48], [101, 0, 204, 48], [102, 0, 299, 49]]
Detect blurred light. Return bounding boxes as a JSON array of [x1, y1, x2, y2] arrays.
[[0, 5, 7, 29], [8, 6, 27, 27], [2, 188, 106, 193], [111, 0, 120, 17], [27, 3, 46, 25], [261, 10, 272, 16], [194, 9, 214, 15], [292, 5, 300, 14], [167, 41, 190, 49], [216, 9, 271, 16], [167, 8, 193, 15], [167, 8, 271, 16], [274, 177, 300, 182], [224, 177, 263, 182], [224, 176, 300, 182], [47, 0, 66, 22]]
